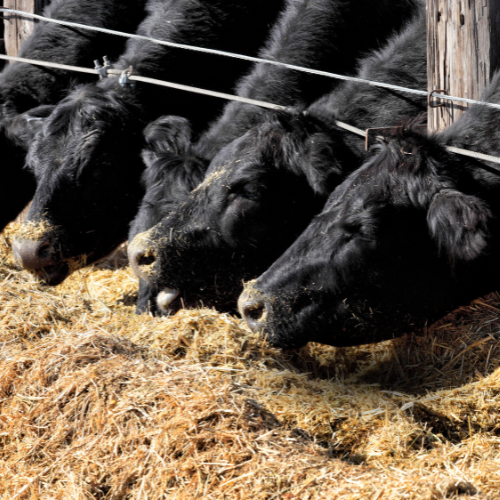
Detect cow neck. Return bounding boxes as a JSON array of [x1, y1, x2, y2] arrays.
[[97, 76, 151, 125], [306, 93, 366, 159]]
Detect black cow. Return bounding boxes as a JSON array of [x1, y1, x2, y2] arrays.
[[0, 0, 147, 231], [129, 7, 428, 314], [129, 115, 207, 313], [12, 0, 285, 285], [129, 0, 423, 314], [238, 73, 500, 349]]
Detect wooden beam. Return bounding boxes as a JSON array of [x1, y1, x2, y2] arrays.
[[427, 0, 500, 132], [4, 0, 50, 58]]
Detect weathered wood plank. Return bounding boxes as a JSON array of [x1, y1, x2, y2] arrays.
[[4, 0, 50, 58], [427, 0, 500, 132]]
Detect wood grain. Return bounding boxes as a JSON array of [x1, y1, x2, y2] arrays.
[[427, 0, 500, 132], [4, 0, 50, 58]]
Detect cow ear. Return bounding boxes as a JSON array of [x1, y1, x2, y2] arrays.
[[142, 115, 192, 167], [427, 189, 492, 262], [302, 133, 343, 195], [8, 105, 55, 149]]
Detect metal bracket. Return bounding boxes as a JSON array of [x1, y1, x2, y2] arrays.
[[365, 125, 427, 150], [119, 65, 135, 88], [94, 56, 112, 80], [365, 127, 393, 151], [428, 89, 447, 108]]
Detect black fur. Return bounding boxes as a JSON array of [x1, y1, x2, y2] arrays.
[[196, 0, 424, 160], [246, 76, 500, 348], [131, 0, 422, 313], [132, 116, 207, 312], [17, 0, 284, 285], [0, 0, 146, 131], [0, 0, 147, 231], [130, 116, 205, 243], [139, 7, 428, 314]]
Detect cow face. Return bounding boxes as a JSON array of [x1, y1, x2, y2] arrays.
[[13, 86, 145, 285], [129, 115, 206, 242], [129, 110, 353, 313], [129, 115, 206, 314], [239, 131, 498, 349]]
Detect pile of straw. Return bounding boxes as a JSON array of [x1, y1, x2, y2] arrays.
[[1, 222, 500, 499]]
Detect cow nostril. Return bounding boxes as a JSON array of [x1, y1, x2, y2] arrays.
[[137, 253, 156, 267], [242, 300, 268, 332], [38, 242, 51, 259], [238, 289, 268, 332], [245, 303, 265, 322], [13, 237, 55, 270], [128, 242, 158, 283]]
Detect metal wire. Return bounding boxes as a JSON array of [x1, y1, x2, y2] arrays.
[[3, 7, 500, 112], [0, 53, 366, 134], [0, 53, 98, 75], [0, 55, 499, 170], [445, 146, 500, 166], [0, 54, 287, 111]]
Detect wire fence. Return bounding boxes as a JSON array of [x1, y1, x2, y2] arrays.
[[3, 7, 500, 112], [1, 8, 500, 169]]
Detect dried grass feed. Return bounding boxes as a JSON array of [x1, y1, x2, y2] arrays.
[[13, 218, 54, 242], [1, 221, 500, 499]]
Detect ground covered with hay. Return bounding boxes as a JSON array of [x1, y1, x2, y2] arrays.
[[1, 223, 500, 499]]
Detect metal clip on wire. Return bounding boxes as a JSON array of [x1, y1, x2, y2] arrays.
[[119, 65, 135, 88], [94, 56, 112, 80], [428, 89, 446, 108]]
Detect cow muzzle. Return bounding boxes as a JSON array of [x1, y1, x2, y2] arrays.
[[128, 231, 159, 285], [238, 287, 268, 333], [13, 236, 53, 270], [12, 235, 69, 286]]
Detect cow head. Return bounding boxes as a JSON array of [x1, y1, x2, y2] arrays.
[[129, 115, 206, 242], [13, 85, 145, 285], [128, 115, 206, 314], [239, 128, 498, 348], [128, 109, 355, 313]]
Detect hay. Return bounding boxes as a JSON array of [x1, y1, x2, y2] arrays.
[[8, 219, 92, 281], [13, 219, 54, 242], [1, 222, 500, 499], [192, 166, 229, 193]]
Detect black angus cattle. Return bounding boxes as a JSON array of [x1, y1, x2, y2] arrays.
[[238, 73, 500, 349], [0, 0, 147, 231], [129, 7, 428, 315], [129, 115, 207, 313], [128, 0, 423, 314], [12, 0, 285, 285]]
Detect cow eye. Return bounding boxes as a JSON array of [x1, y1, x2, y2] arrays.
[[229, 183, 260, 202], [344, 222, 361, 237], [344, 222, 373, 241], [240, 184, 259, 199]]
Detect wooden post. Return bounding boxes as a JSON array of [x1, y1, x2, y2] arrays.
[[427, 0, 500, 132], [4, 0, 50, 58]]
